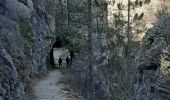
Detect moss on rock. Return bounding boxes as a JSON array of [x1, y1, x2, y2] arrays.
[[18, 19, 33, 44]]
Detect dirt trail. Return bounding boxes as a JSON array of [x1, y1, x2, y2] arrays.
[[33, 48, 85, 100], [33, 70, 85, 100]]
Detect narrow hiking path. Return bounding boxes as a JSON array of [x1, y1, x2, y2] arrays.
[[32, 48, 85, 100], [33, 70, 85, 100]]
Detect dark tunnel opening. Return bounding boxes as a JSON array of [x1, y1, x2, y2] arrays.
[[53, 37, 63, 48], [48, 37, 71, 68]]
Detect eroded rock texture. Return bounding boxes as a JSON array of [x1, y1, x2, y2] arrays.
[[136, 13, 170, 100], [0, 0, 55, 99]]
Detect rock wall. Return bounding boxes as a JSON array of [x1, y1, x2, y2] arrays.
[[0, 0, 55, 99], [136, 13, 170, 100]]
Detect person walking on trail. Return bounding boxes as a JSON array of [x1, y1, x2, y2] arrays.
[[66, 56, 70, 68], [58, 57, 62, 68], [70, 50, 75, 64]]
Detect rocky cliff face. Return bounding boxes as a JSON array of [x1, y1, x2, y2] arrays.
[[0, 0, 55, 99], [136, 13, 170, 100]]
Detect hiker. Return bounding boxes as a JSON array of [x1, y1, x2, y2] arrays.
[[66, 56, 70, 68], [58, 57, 62, 68], [69, 50, 75, 64]]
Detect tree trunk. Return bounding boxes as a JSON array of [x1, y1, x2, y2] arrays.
[[127, 0, 130, 54], [86, 0, 95, 100]]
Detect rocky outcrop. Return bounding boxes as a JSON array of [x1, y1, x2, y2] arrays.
[[5, 0, 32, 20], [0, 15, 30, 100], [136, 13, 170, 100], [0, 47, 18, 99], [0, 0, 55, 99]]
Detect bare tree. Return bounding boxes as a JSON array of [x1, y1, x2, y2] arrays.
[[127, 0, 131, 54], [86, 0, 95, 100]]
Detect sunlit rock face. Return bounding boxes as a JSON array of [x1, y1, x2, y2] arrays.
[[135, 13, 170, 100], [0, 0, 55, 99]]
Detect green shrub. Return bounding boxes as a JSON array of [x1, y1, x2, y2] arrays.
[[68, 3, 85, 13], [94, 0, 108, 11], [55, 29, 82, 52], [94, 0, 101, 7], [133, 12, 144, 21], [66, 42, 81, 52]]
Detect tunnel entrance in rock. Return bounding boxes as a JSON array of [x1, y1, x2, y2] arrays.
[[53, 37, 63, 48], [49, 37, 71, 69]]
